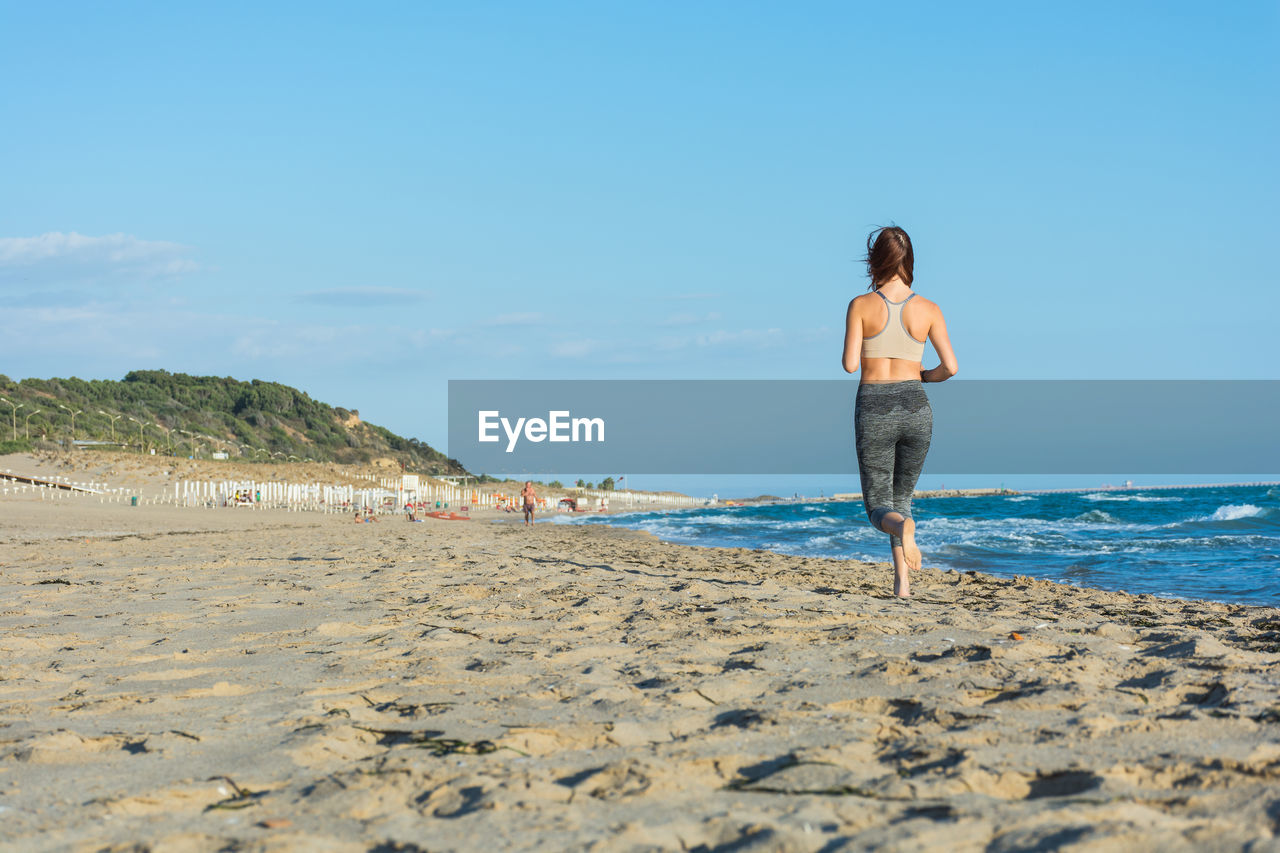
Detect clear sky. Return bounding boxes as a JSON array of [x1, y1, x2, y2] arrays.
[[2, 1, 1276, 490]]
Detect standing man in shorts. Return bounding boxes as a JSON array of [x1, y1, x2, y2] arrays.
[[521, 481, 537, 526]]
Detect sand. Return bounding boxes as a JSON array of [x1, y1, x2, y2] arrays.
[[2, 494, 1279, 852]]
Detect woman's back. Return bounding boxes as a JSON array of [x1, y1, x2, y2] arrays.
[[846, 280, 949, 382]]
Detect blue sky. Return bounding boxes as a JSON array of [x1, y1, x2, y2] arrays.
[[2, 2, 1276, 490]]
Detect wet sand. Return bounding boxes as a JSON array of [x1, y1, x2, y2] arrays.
[[2, 498, 1279, 851]]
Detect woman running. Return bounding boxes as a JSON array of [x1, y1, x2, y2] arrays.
[[842, 226, 958, 597]]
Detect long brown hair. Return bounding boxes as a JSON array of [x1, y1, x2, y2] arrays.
[[865, 226, 914, 290]]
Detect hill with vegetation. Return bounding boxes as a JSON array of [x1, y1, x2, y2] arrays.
[[0, 370, 464, 474]]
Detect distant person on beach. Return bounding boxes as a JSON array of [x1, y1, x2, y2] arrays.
[[843, 225, 958, 597], [521, 481, 537, 525]]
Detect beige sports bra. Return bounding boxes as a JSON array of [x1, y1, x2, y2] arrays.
[[861, 291, 927, 361]]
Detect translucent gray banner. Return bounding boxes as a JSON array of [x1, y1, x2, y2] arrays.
[[447, 380, 1280, 475]]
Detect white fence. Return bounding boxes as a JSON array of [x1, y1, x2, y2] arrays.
[[1, 473, 710, 513]]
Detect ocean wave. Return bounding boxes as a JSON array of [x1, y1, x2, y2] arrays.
[[1081, 492, 1183, 503], [934, 534, 1280, 560], [634, 512, 758, 528], [919, 515, 1153, 537], [1205, 504, 1266, 521], [1148, 504, 1277, 533], [579, 489, 1279, 606], [1130, 534, 1280, 551], [774, 516, 841, 530], [631, 520, 705, 539], [1069, 509, 1121, 524]]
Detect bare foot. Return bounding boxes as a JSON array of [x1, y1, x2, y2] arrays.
[[901, 518, 922, 572], [894, 569, 910, 598]]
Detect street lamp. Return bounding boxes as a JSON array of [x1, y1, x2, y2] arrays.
[[127, 417, 146, 453], [24, 409, 41, 439], [147, 421, 172, 454], [58, 405, 83, 441], [0, 398, 22, 441], [201, 434, 229, 459], [98, 410, 123, 441]]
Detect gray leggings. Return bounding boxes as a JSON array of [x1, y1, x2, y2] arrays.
[[854, 381, 932, 547]]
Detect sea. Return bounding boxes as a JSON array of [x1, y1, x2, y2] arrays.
[[560, 484, 1280, 607]]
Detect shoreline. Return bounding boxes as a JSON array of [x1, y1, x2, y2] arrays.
[[545, 489, 1280, 611], [6, 492, 1267, 612], [6, 452, 1273, 608], [3, 497, 1279, 849]]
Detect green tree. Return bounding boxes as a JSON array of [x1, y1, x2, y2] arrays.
[[0, 370, 466, 474]]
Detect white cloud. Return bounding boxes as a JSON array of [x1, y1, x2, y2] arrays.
[[486, 312, 545, 326], [551, 339, 602, 358], [409, 328, 456, 346], [0, 232, 197, 280], [294, 286, 430, 306], [665, 292, 723, 301], [661, 311, 722, 326], [228, 319, 459, 361], [0, 301, 462, 372], [230, 323, 356, 360], [657, 327, 787, 351], [697, 328, 785, 347]]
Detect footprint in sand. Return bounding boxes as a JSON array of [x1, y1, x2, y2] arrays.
[[179, 681, 254, 698], [122, 668, 217, 682], [94, 783, 225, 816], [11, 730, 145, 764], [286, 724, 384, 768]]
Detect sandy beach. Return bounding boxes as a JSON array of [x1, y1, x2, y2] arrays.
[[3, 493, 1280, 852]]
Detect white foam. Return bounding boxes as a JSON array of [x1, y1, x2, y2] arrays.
[[919, 515, 1152, 537], [1082, 492, 1182, 503], [640, 512, 756, 528], [1070, 509, 1120, 524], [774, 516, 840, 530], [1206, 504, 1265, 521]]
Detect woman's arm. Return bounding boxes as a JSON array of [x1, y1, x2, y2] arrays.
[[842, 298, 861, 374], [921, 306, 958, 382]]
